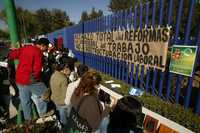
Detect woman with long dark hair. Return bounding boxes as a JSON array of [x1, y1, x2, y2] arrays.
[[70, 70, 111, 132]]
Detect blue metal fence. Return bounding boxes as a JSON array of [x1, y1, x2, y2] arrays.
[[47, 0, 200, 114]]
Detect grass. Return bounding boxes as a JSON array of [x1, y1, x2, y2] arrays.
[[99, 72, 200, 133]]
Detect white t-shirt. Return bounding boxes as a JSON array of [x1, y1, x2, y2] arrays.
[[65, 78, 81, 106]]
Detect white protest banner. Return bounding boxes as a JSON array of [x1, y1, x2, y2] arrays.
[[74, 26, 170, 71]]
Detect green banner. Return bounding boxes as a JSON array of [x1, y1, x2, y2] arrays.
[[169, 45, 197, 77]]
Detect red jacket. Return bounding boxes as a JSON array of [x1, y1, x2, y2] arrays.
[[9, 45, 43, 85]]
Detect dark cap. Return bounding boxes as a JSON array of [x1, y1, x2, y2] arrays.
[[36, 38, 50, 46], [77, 64, 89, 77]]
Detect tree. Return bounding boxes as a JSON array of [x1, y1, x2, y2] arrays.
[[108, 0, 200, 37], [108, 0, 132, 12], [51, 9, 71, 30], [80, 7, 103, 22], [17, 7, 38, 39], [0, 29, 9, 40], [89, 7, 103, 19], [0, 7, 74, 39], [35, 8, 52, 35], [80, 11, 89, 22]]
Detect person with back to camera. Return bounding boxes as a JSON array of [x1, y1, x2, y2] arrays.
[[8, 38, 52, 128], [68, 70, 117, 133]]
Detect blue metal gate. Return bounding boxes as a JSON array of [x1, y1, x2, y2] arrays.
[[47, 0, 200, 115]]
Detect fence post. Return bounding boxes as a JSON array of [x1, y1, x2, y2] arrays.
[[184, 0, 195, 109], [195, 25, 200, 114], [82, 22, 85, 64]]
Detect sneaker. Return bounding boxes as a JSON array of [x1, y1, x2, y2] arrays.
[[24, 120, 34, 132], [36, 115, 57, 124], [35, 118, 45, 124], [40, 110, 55, 118]]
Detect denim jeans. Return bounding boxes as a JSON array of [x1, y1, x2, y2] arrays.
[[17, 82, 48, 120], [31, 94, 47, 117], [56, 105, 69, 126], [94, 116, 109, 133]]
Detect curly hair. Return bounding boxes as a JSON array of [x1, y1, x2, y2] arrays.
[[74, 70, 102, 97]]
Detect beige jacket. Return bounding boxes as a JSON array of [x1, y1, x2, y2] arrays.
[[50, 71, 69, 105]]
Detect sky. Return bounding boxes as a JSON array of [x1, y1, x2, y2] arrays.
[[0, 0, 111, 30]]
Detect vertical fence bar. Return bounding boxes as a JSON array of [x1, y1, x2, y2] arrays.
[[152, 69, 157, 96], [139, 2, 143, 29], [133, 4, 138, 87], [158, 0, 165, 98], [144, 2, 150, 92], [118, 11, 123, 80], [184, 0, 194, 43], [117, 59, 120, 79], [122, 61, 125, 81], [111, 14, 114, 30], [171, 0, 184, 102], [139, 2, 144, 89], [135, 65, 139, 87], [145, 2, 149, 26], [126, 62, 129, 84], [167, 0, 173, 25], [175, 75, 183, 103], [111, 14, 115, 78], [195, 25, 200, 114], [165, 0, 174, 100], [91, 21, 94, 67], [109, 58, 112, 76], [124, 9, 129, 83], [88, 19, 95, 67], [115, 59, 118, 79], [151, 0, 157, 95], [112, 59, 116, 77], [183, 0, 195, 109], [146, 68, 150, 92], [113, 12, 118, 78], [159, 0, 164, 25], [134, 5, 138, 29], [109, 15, 112, 76], [124, 62, 127, 82], [123, 9, 126, 29], [119, 61, 123, 80], [175, 0, 184, 41], [184, 77, 193, 107], [96, 18, 98, 70], [140, 66, 144, 88], [152, 0, 156, 27], [130, 63, 134, 85], [158, 71, 164, 97], [196, 90, 200, 115], [82, 22, 85, 64], [128, 8, 132, 29], [166, 73, 173, 100]]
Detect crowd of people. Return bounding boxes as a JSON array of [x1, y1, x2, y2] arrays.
[[0, 37, 118, 133]]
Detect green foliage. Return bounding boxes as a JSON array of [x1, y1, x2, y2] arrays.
[[0, 29, 9, 40], [80, 11, 89, 22], [137, 94, 200, 133], [89, 7, 103, 20], [99, 73, 200, 133], [0, 7, 74, 39], [108, 0, 200, 38], [80, 7, 103, 22], [108, 0, 149, 12]]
